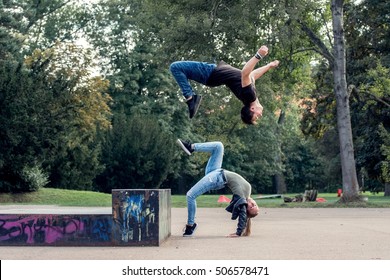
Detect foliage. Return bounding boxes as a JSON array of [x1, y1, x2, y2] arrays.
[[94, 113, 177, 193], [344, 0, 390, 193], [1, 39, 112, 192], [24, 42, 112, 190], [19, 0, 96, 53], [378, 124, 390, 184], [0, 61, 45, 192], [1, 0, 388, 197], [298, 0, 390, 196], [20, 164, 49, 191]]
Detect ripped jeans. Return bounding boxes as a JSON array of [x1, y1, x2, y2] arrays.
[[186, 141, 227, 225]]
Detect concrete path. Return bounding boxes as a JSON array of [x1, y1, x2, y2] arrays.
[[1, 206, 390, 260]]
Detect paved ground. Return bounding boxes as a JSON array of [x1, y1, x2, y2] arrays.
[[1, 206, 390, 260]]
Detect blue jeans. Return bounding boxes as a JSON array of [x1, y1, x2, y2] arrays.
[[186, 142, 226, 225], [170, 61, 216, 99]]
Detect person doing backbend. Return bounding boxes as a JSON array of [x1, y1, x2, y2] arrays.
[[176, 139, 260, 237]]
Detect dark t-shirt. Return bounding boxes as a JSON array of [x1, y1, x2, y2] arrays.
[[205, 61, 256, 106]]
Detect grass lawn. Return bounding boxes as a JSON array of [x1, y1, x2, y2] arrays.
[[0, 188, 112, 207], [0, 188, 389, 208]]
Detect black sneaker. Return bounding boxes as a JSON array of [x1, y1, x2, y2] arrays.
[[186, 95, 202, 118], [176, 139, 194, 155], [183, 223, 197, 237]]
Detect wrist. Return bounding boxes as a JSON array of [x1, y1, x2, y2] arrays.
[[254, 52, 263, 60]]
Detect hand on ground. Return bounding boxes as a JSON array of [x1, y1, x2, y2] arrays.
[[227, 233, 240, 238]]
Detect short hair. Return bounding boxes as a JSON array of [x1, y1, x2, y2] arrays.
[[240, 106, 255, 125]]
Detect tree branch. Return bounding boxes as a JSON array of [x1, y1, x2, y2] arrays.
[[320, 9, 334, 49], [349, 85, 390, 108], [296, 19, 334, 68], [209, 0, 223, 29], [25, 0, 73, 32], [365, 92, 390, 108]]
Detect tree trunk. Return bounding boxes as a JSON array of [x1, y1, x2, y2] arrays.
[[273, 174, 287, 195], [273, 110, 287, 194], [385, 183, 390, 197], [331, 0, 360, 201]]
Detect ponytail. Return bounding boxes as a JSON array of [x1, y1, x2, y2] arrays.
[[242, 217, 252, 236], [242, 202, 259, 236]]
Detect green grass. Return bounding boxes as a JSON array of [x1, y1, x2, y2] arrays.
[[0, 188, 390, 208], [0, 188, 112, 207]]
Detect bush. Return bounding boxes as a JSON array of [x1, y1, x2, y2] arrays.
[[0, 164, 49, 193], [20, 164, 49, 191]]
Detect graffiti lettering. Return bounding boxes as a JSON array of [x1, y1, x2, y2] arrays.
[[0, 215, 112, 245]]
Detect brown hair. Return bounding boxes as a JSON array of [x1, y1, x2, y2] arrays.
[[240, 106, 255, 125]]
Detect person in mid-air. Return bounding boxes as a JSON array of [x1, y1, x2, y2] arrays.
[[170, 45, 279, 124]]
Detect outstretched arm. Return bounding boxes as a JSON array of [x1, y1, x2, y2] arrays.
[[241, 45, 269, 87], [250, 60, 280, 82], [226, 205, 247, 238]]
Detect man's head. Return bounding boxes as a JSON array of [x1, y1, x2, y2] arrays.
[[240, 99, 263, 125]]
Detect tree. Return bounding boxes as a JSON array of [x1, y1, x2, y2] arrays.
[[24, 42, 112, 190], [0, 62, 48, 192], [1, 0, 45, 192], [1, 1, 113, 192], [20, 0, 96, 53], [330, 0, 360, 201], [379, 124, 390, 196], [344, 0, 390, 196], [290, 0, 361, 201], [7, 0, 377, 195], [83, 0, 292, 193], [94, 113, 177, 193]]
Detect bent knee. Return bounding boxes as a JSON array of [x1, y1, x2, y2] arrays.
[[169, 61, 181, 73], [186, 191, 194, 200], [215, 141, 224, 152]]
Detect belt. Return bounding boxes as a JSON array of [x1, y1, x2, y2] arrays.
[[221, 169, 228, 185]]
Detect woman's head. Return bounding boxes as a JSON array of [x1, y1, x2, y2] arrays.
[[242, 198, 259, 237], [246, 197, 259, 218]]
